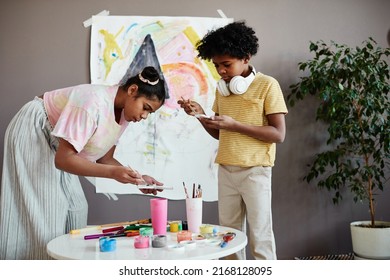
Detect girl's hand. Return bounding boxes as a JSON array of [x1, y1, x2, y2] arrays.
[[111, 166, 145, 185], [139, 175, 164, 195]]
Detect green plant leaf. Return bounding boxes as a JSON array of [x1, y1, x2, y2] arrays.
[[287, 38, 390, 226]]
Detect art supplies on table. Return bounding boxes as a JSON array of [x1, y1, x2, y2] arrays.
[[220, 232, 236, 248], [176, 230, 192, 243], [69, 218, 151, 234], [182, 182, 202, 198], [150, 198, 168, 235], [99, 237, 116, 252], [152, 235, 167, 248], [134, 236, 150, 249]]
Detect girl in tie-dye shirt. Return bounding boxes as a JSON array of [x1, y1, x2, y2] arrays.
[[0, 66, 167, 259]]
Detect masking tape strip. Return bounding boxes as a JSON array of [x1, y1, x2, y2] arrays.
[[217, 9, 227, 18], [83, 10, 110, 28]]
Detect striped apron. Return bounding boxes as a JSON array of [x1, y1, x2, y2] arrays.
[[0, 97, 88, 259]]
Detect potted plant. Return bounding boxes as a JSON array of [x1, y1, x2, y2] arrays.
[[287, 37, 390, 259]]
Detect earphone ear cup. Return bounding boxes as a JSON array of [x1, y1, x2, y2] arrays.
[[217, 79, 231, 96], [229, 76, 248, 95]]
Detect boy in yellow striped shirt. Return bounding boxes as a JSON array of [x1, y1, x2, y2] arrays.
[[178, 21, 287, 260]]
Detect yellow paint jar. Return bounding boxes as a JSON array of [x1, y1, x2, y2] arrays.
[[170, 222, 179, 232]]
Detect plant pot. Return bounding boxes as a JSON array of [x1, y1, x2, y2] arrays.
[[350, 221, 390, 260]]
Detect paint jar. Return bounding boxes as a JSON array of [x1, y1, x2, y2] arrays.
[[134, 235, 150, 249], [152, 235, 167, 248], [200, 224, 214, 238], [177, 230, 192, 243], [140, 227, 153, 237], [170, 221, 182, 232], [99, 237, 116, 252]]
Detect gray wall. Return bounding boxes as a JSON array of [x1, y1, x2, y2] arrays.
[[1, 0, 389, 260]]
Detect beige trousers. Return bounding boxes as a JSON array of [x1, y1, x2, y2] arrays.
[[218, 164, 277, 260]]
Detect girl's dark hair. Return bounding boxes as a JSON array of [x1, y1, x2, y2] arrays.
[[121, 66, 166, 104], [196, 21, 259, 60]]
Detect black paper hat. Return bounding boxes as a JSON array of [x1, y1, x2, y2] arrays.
[[119, 34, 169, 99]]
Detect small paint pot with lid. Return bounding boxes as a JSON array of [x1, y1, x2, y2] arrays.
[[177, 230, 192, 243], [134, 235, 150, 249], [99, 237, 116, 252], [152, 235, 167, 248]]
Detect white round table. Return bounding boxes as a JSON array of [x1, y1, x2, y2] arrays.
[[47, 225, 247, 260]]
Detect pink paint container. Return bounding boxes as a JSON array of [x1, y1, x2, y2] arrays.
[[134, 235, 150, 249], [150, 198, 168, 235]]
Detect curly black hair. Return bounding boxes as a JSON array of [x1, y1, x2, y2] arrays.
[[196, 21, 259, 60]]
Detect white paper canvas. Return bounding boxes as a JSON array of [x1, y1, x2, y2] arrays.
[[90, 15, 233, 201]]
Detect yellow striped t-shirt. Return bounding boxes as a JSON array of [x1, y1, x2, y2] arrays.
[[212, 73, 288, 167]]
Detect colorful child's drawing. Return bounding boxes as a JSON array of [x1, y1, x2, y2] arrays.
[[90, 16, 233, 201]]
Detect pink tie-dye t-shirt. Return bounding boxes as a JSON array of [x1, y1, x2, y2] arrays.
[[43, 84, 129, 162]]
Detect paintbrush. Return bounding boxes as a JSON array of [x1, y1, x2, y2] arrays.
[[181, 96, 197, 115], [70, 218, 151, 234], [127, 165, 147, 185], [99, 218, 151, 228], [183, 182, 189, 198]]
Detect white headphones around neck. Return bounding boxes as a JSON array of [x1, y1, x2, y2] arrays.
[[217, 65, 256, 96]]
